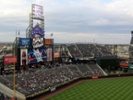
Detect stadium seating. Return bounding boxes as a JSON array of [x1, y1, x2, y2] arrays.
[[67, 43, 113, 58], [0, 62, 133, 99], [94, 44, 113, 56], [76, 64, 93, 77], [67, 44, 82, 57], [87, 64, 105, 76]]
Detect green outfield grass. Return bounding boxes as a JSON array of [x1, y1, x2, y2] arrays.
[[47, 77, 133, 100]]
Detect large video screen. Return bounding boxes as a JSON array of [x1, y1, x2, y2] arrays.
[[30, 24, 44, 37], [32, 37, 44, 48], [32, 4, 44, 20], [28, 47, 47, 64]]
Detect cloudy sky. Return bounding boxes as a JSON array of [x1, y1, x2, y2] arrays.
[[0, 0, 133, 44]]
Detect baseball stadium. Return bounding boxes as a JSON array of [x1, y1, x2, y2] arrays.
[[0, 4, 133, 100]]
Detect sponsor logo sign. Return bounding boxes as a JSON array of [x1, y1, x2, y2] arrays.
[[4, 56, 17, 65]]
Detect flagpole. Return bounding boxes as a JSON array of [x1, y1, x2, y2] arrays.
[[16, 30, 17, 37]]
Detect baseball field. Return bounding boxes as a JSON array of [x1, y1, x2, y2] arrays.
[[46, 77, 133, 100]]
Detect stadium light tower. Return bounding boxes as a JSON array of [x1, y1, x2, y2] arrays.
[[50, 33, 54, 64], [12, 30, 19, 99], [13, 34, 16, 99]]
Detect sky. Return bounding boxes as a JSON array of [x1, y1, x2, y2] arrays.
[[0, 0, 133, 44]]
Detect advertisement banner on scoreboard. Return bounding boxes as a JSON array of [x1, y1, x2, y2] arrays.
[[19, 38, 31, 46], [32, 37, 44, 48], [44, 39, 53, 45], [28, 47, 47, 64], [20, 49, 28, 65], [4, 56, 17, 65], [47, 48, 52, 61]]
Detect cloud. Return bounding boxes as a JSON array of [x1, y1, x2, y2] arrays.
[[45, 32, 131, 44], [0, 0, 133, 44], [44, 0, 133, 32]]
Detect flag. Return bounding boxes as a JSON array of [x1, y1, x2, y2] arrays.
[[16, 30, 17, 36], [16, 30, 20, 37], [18, 30, 20, 35]]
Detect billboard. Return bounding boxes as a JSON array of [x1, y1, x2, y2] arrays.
[[54, 52, 60, 58], [19, 38, 31, 46], [32, 37, 44, 48], [20, 49, 28, 65], [28, 47, 47, 64], [4, 56, 17, 65], [44, 39, 53, 45], [32, 4, 44, 20]]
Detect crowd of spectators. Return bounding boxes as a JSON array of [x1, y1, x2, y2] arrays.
[[0, 63, 106, 98], [0, 61, 132, 99]]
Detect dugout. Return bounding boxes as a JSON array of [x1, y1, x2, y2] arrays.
[[96, 56, 119, 71]]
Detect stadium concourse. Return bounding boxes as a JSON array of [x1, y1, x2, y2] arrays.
[[0, 42, 133, 100]]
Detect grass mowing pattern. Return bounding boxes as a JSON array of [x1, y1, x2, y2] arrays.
[[47, 77, 133, 100]]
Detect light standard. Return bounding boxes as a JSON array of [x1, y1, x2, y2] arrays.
[[13, 35, 17, 99], [50, 33, 54, 65], [13, 47, 16, 99]]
